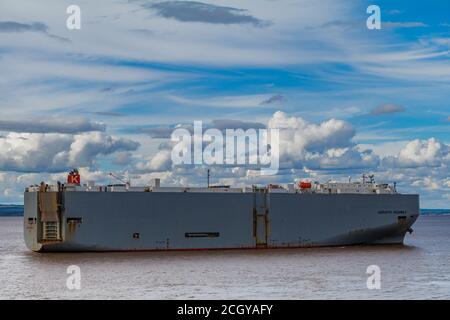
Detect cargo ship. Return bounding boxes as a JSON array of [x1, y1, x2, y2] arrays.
[[23, 170, 419, 252]]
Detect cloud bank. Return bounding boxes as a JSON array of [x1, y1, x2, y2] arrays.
[[0, 118, 106, 134], [0, 132, 140, 172]]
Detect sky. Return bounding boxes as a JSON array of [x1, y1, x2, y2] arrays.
[[0, 0, 449, 207]]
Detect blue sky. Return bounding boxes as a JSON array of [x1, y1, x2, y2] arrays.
[[0, 0, 449, 207]]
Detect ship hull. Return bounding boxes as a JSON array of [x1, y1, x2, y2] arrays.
[[24, 191, 419, 252]]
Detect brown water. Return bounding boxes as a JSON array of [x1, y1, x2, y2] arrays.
[[0, 215, 449, 299]]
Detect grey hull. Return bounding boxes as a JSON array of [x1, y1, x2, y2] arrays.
[[24, 191, 419, 252]]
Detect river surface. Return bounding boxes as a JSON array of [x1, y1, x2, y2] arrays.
[[0, 215, 449, 299]]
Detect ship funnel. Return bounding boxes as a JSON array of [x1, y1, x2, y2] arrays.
[[67, 169, 80, 185]]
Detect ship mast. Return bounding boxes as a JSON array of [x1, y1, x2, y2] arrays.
[[207, 169, 210, 188]]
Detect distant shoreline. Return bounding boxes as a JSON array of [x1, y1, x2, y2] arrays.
[[0, 205, 25, 217], [0, 205, 449, 217]]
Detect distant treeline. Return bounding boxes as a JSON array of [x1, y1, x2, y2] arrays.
[[420, 209, 450, 216], [0, 205, 449, 217], [0, 205, 24, 216]]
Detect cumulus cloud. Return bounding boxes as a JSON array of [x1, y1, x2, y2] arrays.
[[268, 111, 355, 153], [307, 148, 380, 170], [399, 138, 445, 166], [67, 132, 140, 167], [136, 149, 172, 172], [0, 118, 106, 134], [370, 103, 405, 116], [383, 138, 450, 168], [412, 177, 440, 190], [136, 119, 267, 171], [148, 149, 172, 171], [1, 109, 448, 207], [112, 152, 134, 166], [137, 111, 372, 173], [0, 132, 140, 172], [146, 1, 269, 26], [264, 111, 383, 170]]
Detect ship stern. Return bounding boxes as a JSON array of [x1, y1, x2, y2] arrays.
[[23, 192, 43, 252]]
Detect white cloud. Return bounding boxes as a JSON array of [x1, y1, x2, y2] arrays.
[[67, 132, 140, 167], [412, 177, 440, 190], [268, 111, 355, 156], [357, 141, 410, 158], [134, 111, 375, 172], [0, 131, 449, 207], [112, 152, 134, 166], [136, 149, 172, 171], [383, 138, 450, 168], [444, 178, 450, 188], [0, 132, 140, 172], [312, 147, 379, 170]]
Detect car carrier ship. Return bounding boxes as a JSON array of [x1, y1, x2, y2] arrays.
[[23, 170, 419, 252]]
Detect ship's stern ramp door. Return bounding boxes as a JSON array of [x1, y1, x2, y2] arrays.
[[253, 188, 270, 247], [38, 192, 62, 242]]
